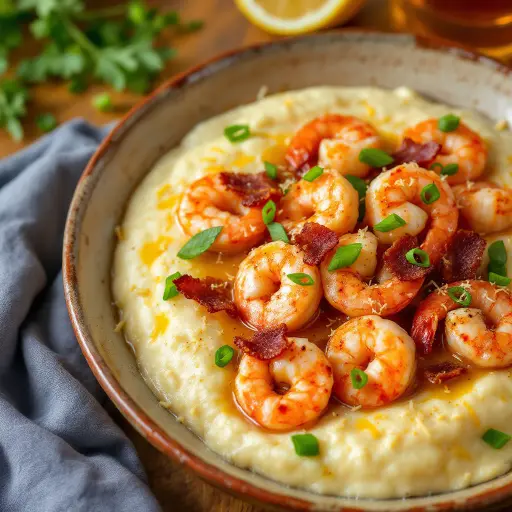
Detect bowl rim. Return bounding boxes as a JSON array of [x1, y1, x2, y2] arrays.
[[63, 29, 512, 511]]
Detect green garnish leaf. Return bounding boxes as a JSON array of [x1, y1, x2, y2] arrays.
[[215, 345, 234, 368], [358, 148, 393, 168], [420, 183, 440, 204], [373, 213, 406, 233], [350, 368, 368, 389], [405, 248, 430, 268], [262, 200, 276, 225], [488, 240, 507, 265], [224, 124, 250, 143], [287, 273, 314, 286], [482, 428, 511, 449], [267, 222, 289, 243], [345, 174, 367, 199], [93, 92, 112, 112], [163, 271, 182, 300], [447, 286, 472, 307], [488, 272, 511, 287], [441, 163, 459, 176], [302, 165, 323, 182], [438, 114, 460, 132], [328, 243, 362, 272], [177, 226, 222, 260], [36, 112, 57, 133], [291, 433, 319, 457], [264, 161, 277, 180]]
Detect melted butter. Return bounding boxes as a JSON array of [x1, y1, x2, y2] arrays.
[[421, 372, 481, 402], [187, 252, 246, 281], [451, 444, 473, 461], [230, 153, 255, 169], [139, 236, 172, 267], [204, 164, 225, 174], [261, 142, 288, 166], [354, 418, 381, 439], [151, 313, 169, 341], [156, 185, 180, 210], [462, 400, 481, 427]]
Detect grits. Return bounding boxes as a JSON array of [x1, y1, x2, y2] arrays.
[[113, 86, 512, 498]]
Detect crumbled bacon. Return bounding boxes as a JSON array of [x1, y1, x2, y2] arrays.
[[174, 275, 237, 317], [383, 235, 431, 281], [442, 230, 486, 283], [219, 171, 281, 207], [423, 361, 467, 384], [392, 138, 441, 168], [234, 324, 288, 361], [295, 222, 339, 265]]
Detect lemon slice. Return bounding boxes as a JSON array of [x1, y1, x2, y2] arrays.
[[235, 0, 365, 35]]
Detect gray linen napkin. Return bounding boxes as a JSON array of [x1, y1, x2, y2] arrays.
[[0, 120, 161, 512]]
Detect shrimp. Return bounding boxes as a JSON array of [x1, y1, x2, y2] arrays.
[[404, 118, 487, 185], [326, 316, 416, 407], [452, 181, 512, 235], [234, 241, 322, 331], [366, 164, 458, 265], [178, 173, 266, 253], [234, 337, 333, 431], [320, 230, 424, 317], [411, 280, 512, 366], [276, 170, 359, 238], [286, 114, 382, 177]]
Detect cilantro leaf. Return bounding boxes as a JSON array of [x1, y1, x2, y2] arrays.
[[0, 79, 29, 142]]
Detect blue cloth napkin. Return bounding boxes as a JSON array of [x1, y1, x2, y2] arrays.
[[0, 120, 161, 512]]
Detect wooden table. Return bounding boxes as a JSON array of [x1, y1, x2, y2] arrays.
[[0, 1, 388, 510]]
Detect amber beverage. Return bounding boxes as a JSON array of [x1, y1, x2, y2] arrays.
[[391, 0, 512, 59]]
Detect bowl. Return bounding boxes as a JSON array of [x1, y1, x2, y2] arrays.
[[63, 31, 512, 511]]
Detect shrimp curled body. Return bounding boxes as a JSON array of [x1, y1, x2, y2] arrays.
[[326, 316, 416, 407], [286, 114, 382, 177], [411, 280, 512, 367], [235, 337, 333, 431], [234, 241, 322, 331], [178, 173, 266, 254], [404, 118, 487, 185]]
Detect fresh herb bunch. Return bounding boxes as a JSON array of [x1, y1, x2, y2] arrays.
[[0, 0, 202, 140]]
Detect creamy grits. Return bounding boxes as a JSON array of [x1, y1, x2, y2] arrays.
[[113, 87, 512, 499]]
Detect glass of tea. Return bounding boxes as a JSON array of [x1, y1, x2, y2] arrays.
[[390, 0, 512, 60]]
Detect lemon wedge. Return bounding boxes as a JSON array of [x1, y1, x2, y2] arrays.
[[235, 0, 366, 35]]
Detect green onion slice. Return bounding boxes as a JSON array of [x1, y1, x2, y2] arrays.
[[438, 114, 460, 132], [358, 148, 394, 168], [267, 222, 289, 243], [373, 213, 406, 233], [488, 240, 507, 265], [345, 174, 367, 199], [291, 433, 320, 457], [482, 428, 511, 449], [447, 286, 472, 306], [262, 200, 276, 225], [405, 248, 430, 268], [328, 243, 363, 272], [224, 124, 251, 143], [177, 226, 222, 260], [163, 272, 182, 300], [215, 345, 235, 368], [350, 368, 368, 389], [429, 162, 444, 172], [441, 163, 459, 176], [488, 272, 511, 287], [287, 273, 315, 286], [420, 183, 440, 204], [302, 165, 324, 182], [264, 161, 278, 180]]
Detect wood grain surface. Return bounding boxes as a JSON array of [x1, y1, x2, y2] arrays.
[[1, 1, 384, 510]]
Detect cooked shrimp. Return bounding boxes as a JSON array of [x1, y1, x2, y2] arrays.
[[276, 170, 359, 237], [326, 316, 416, 407], [404, 118, 487, 185], [178, 173, 266, 253], [286, 114, 382, 177], [366, 164, 458, 265], [234, 241, 322, 331], [320, 230, 423, 317], [452, 181, 512, 235], [235, 337, 333, 431], [412, 280, 512, 366]]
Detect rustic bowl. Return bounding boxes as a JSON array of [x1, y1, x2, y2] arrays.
[[63, 31, 512, 511]]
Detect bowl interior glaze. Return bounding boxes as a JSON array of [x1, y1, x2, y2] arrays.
[[64, 32, 512, 511]]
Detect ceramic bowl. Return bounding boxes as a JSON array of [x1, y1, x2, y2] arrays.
[[63, 31, 512, 511]]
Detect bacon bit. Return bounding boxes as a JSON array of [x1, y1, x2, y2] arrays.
[[219, 171, 281, 207], [442, 230, 486, 283], [174, 275, 237, 318], [383, 235, 431, 281], [423, 362, 467, 384], [234, 324, 288, 360], [295, 222, 339, 265], [392, 138, 441, 167]]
